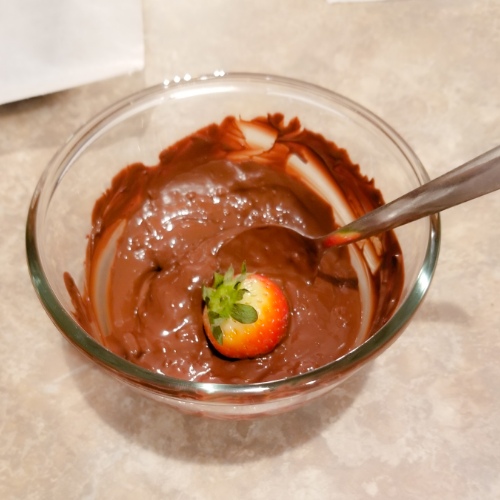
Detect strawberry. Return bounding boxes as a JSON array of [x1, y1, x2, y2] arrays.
[[202, 263, 289, 359]]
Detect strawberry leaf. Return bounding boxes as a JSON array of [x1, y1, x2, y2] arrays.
[[230, 303, 258, 324], [202, 285, 213, 303], [235, 288, 248, 301], [208, 310, 220, 323], [212, 325, 223, 345], [213, 272, 224, 289], [223, 265, 234, 282]]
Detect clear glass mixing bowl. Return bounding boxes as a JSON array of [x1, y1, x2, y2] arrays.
[[26, 73, 440, 419]]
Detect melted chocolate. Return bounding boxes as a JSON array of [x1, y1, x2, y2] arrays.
[[65, 114, 404, 383]]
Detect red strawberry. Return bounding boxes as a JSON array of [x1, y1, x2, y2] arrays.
[[202, 263, 289, 359]]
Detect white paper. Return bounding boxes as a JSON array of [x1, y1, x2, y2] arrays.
[[0, 0, 144, 105]]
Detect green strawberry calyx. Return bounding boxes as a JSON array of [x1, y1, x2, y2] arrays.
[[202, 262, 258, 345]]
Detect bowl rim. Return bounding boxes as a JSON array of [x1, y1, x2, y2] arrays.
[[26, 72, 440, 399]]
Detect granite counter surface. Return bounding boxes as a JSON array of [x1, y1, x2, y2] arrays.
[[1, 1, 499, 498]]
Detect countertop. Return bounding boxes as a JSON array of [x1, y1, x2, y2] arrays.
[[1, 1, 499, 498]]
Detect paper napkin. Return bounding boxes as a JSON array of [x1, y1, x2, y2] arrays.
[[0, 0, 144, 105]]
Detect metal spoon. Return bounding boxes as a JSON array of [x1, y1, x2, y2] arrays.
[[321, 145, 500, 248], [221, 145, 500, 276]]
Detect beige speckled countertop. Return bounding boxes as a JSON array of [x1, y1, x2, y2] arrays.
[[1, 1, 500, 498]]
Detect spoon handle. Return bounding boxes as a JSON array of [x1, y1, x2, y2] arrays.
[[324, 145, 500, 247]]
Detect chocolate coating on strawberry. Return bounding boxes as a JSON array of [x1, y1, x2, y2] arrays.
[[202, 263, 289, 359]]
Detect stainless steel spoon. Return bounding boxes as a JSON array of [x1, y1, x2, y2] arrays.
[[220, 145, 500, 277], [321, 145, 500, 248]]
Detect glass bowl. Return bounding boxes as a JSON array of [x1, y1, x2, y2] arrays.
[[26, 73, 440, 419]]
